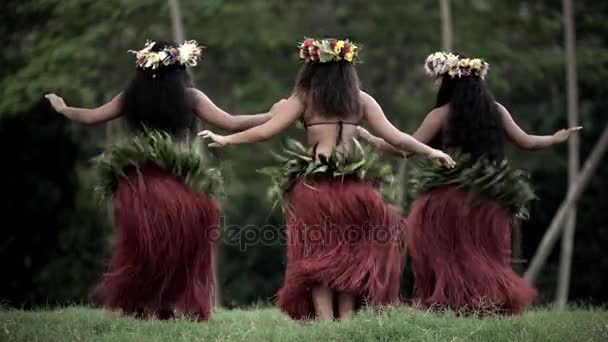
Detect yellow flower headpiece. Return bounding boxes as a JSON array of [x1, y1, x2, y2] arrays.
[[298, 38, 360, 64], [424, 51, 489, 79], [128, 40, 203, 70]]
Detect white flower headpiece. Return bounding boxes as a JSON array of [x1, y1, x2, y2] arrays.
[[128, 40, 203, 70], [424, 51, 489, 79]]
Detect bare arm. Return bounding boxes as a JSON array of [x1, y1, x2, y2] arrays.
[[411, 106, 446, 144], [362, 92, 435, 155], [190, 88, 273, 132], [45, 93, 123, 124], [355, 126, 406, 157], [498, 102, 581, 150], [361, 92, 455, 167], [198, 95, 304, 146]]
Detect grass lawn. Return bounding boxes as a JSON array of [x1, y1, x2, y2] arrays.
[[1, 305, 607, 341]]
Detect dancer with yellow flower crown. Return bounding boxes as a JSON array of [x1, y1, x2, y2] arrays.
[[46, 40, 274, 320], [404, 52, 581, 314], [199, 38, 455, 321]]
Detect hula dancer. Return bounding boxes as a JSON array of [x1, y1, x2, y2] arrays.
[[405, 52, 581, 314], [45, 40, 273, 320], [199, 38, 455, 321]]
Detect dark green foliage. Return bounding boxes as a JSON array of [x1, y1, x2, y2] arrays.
[[0, 100, 109, 307], [258, 138, 398, 210], [409, 151, 537, 219], [1, 0, 607, 308], [95, 129, 223, 200]]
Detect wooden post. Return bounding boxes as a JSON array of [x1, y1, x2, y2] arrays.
[[168, 0, 219, 306], [168, 0, 185, 42], [525, 125, 608, 284], [512, 219, 524, 273], [555, 0, 580, 309], [439, 0, 453, 51]]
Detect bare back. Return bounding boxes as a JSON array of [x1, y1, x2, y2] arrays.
[[300, 102, 362, 158], [203, 91, 442, 160], [411, 102, 565, 151]]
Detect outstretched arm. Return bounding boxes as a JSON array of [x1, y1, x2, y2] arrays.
[[190, 88, 273, 132], [361, 91, 455, 167], [498, 102, 581, 150], [355, 126, 406, 157], [411, 106, 446, 144], [198, 95, 303, 147], [45, 93, 123, 124]]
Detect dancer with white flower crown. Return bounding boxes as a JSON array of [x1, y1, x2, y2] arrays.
[[405, 52, 581, 314], [46, 40, 274, 320], [200, 38, 455, 321]]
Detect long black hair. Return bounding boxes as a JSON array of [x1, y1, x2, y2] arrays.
[[122, 41, 196, 137], [435, 72, 505, 161], [294, 61, 362, 118]]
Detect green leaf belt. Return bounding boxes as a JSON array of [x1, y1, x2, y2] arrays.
[[409, 150, 537, 219], [259, 138, 398, 210], [94, 129, 223, 201]]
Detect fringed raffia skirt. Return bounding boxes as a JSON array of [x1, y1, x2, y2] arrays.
[[276, 177, 404, 320], [93, 130, 222, 320], [406, 153, 537, 314]]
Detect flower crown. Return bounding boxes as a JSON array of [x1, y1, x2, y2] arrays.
[[424, 51, 489, 79], [128, 40, 203, 70], [298, 38, 360, 64]]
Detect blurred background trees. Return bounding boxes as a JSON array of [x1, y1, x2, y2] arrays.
[[1, 0, 607, 308]]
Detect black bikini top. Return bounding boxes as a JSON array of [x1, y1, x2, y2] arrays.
[[301, 119, 359, 158]]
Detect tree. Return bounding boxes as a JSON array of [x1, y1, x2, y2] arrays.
[[555, 0, 580, 309], [525, 124, 608, 284]]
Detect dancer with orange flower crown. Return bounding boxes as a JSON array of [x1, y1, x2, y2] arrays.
[[46, 40, 274, 320], [200, 38, 455, 321], [404, 52, 581, 314]]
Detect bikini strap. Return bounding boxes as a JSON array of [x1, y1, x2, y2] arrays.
[[303, 121, 358, 128], [302, 120, 358, 155]]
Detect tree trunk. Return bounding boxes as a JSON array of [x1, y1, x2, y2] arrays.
[[555, 0, 580, 310], [512, 219, 524, 273], [439, 0, 453, 51], [168, 0, 219, 307], [524, 124, 608, 284]]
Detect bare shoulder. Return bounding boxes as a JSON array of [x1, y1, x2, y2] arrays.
[[359, 90, 375, 106], [273, 93, 305, 111], [428, 104, 449, 120], [286, 93, 305, 107], [358, 91, 381, 116], [495, 101, 509, 115], [187, 87, 208, 103]]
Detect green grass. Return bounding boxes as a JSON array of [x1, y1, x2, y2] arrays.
[[1, 306, 607, 342]]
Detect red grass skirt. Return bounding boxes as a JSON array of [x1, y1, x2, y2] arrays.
[[93, 165, 220, 320], [406, 187, 536, 314], [276, 177, 404, 320]]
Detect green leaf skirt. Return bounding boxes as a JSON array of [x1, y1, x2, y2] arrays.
[[94, 129, 223, 201], [259, 138, 398, 209], [409, 150, 537, 219]]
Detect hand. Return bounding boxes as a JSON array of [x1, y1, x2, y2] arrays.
[[427, 148, 456, 168], [552, 126, 583, 144], [197, 130, 229, 148], [45, 93, 67, 114]]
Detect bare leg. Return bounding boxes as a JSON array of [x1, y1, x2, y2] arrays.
[[337, 292, 355, 321], [312, 286, 334, 321]]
